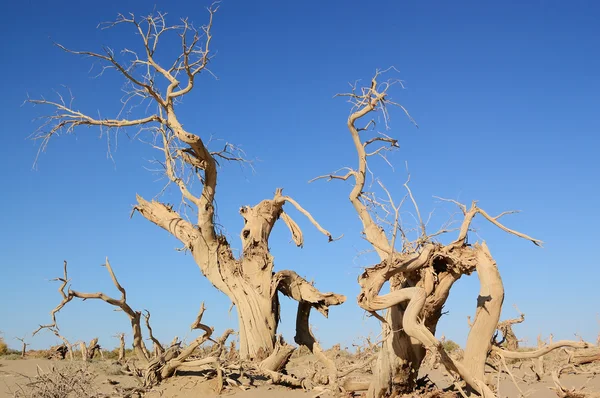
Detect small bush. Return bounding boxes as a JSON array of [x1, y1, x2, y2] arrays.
[[0, 337, 7, 356], [102, 349, 119, 360], [442, 340, 460, 353]]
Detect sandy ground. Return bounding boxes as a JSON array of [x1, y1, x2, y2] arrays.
[[1, 356, 599, 397], [0, 358, 321, 398]]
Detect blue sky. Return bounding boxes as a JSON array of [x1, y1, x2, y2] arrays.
[[1, 0, 599, 351]]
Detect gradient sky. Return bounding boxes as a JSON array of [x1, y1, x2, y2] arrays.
[[1, 0, 599, 352]]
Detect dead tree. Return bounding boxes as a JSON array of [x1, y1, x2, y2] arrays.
[[32, 268, 75, 361], [86, 338, 101, 361], [35, 259, 230, 388], [50, 344, 69, 360], [29, 6, 344, 366], [143, 311, 164, 358], [78, 341, 88, 361], [495, 305, 525, 351], [114, 333, 126, 362], [314, 69, 590, 397], [15, 337, 28, 358]]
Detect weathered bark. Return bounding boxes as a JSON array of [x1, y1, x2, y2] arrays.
[[368, 304, 423, 397], [233, 286, 279, 360], [295, 302, 338, 388], [463, 242, 504, 386], [134, 189, 341, 362], [370, 265, 463, 395], [258, 336, 296, 373]]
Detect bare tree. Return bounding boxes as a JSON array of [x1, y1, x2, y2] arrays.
[[29, 6, 344, 365], [313, 69, 591, 397], [15, 337, 29, 358], [114, 333, 126, 363], [34, 259, 229, 387], [495, 305, 526, 351]]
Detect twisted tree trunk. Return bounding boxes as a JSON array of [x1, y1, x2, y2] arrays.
[[135, 188, 344, 363], [463, 243, 504, 387], [233, 286, 278, 359]]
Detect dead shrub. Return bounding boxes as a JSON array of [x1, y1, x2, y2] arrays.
[[14, 364, 101, 398]]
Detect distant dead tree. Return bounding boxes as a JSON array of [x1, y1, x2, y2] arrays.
[[495, 305, 526, 351], [313, 68, 592, 397], [15, 337, 28, 358], [28, 5, 344, 369], [113, 333, 126, 363]]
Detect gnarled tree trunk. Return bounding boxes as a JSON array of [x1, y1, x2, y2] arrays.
[[135, 188, 344, 363], [233, 286, 278, 360]]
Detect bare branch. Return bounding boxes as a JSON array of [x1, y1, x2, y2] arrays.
[[493, 340, 591, 359], [169, 4, 218, 99], [280, 193, 337, 242], [53, 43, 165, 105], [33, 260, 72, 336], [403, 170, 426, 241], [273, 270, 346, 317], [308, 167, 356, 183], [449, 200, 543, 247], [144, 310, 164, 356]]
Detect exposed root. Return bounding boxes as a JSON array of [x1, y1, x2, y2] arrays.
[[258, 335, 296, 372]]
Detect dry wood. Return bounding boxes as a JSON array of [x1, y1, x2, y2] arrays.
[[572, 349, 600, 365], [496, 305, 525, 351], [35, 259, 232, 389], [86, 338, 100, 361], [115, 333, 126, 363], [493, 341, 591, 359], [15, 337, 28, 358], [30, 7, 343, 363], [143, 310, 164, 358], [315, 69, 550, 397]]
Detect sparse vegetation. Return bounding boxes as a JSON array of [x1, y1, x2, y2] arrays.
[[13, 364, 100, 398], [441, 340, 460, 354], [0, 336, 8, 356], [2, 2, 597, 398]]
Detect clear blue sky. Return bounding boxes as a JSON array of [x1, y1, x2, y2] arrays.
[[1, 0, 599, 351]]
